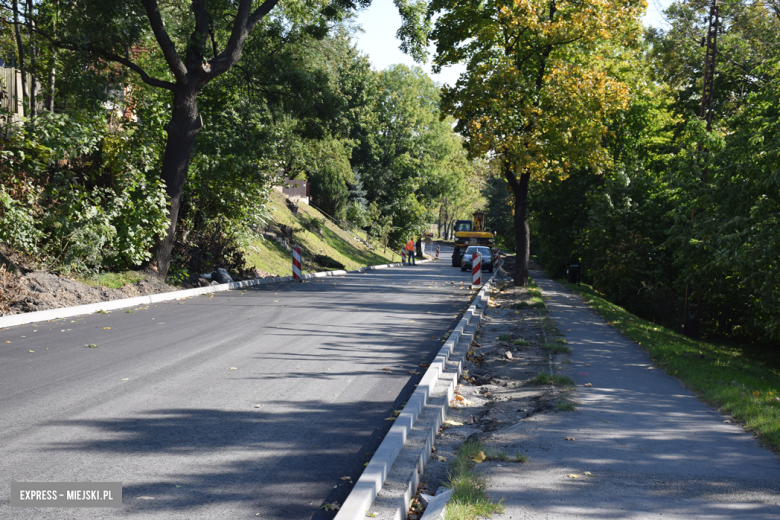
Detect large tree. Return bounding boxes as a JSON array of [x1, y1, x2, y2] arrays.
[[17, 0, 428, 278], [429, 0, 645, 285]]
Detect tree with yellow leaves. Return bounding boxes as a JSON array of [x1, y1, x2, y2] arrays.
[[429, 0, 646, 285]]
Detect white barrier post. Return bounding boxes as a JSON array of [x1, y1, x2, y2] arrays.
[[436, 246, 440, 259], [401, 249, 407, 264], [472, 252, 482, 287], [292, 247, 302, 280]]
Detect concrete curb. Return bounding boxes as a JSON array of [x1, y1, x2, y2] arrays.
[[0, 259, 435, 330], [335, 268, 500, 520]]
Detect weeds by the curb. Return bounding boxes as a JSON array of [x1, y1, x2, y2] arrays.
[[556, 398, 578, 411], [541, 343, 572, 355], [531, 373, 575, 387], [445, 440, 504, 520]]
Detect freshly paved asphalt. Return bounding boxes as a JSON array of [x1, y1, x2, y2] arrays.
[[484, 271, 780, 518], [0, 246, 476, 519]]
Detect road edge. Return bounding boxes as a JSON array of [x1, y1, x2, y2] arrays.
[[0, 259, 435, 330], [335, 263, 502, 520]]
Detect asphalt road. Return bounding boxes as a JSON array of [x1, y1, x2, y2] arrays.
[[0, 245, 474, 519]]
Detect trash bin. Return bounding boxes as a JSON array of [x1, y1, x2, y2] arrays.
[[567, 265, 580, 284]]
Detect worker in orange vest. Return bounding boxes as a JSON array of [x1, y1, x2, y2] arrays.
[[406, 237, 416, 265]]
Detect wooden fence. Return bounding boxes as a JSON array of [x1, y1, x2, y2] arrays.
[[0, 67, 43, 120]]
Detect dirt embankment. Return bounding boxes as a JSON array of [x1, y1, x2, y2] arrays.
[[1, 270, 178, 316]]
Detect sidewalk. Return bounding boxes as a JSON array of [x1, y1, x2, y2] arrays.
[[480, 270, 780, 519]]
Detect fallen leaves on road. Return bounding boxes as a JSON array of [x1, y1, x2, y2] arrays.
[[443, 419, 463, 427], [585, 364, 591, 367], [382, 367, 392, 371], [339, 476, 351, 481], [229, 367, 238, 370], [472, 451, 486, 463], [420, 363, 430, 368], [564, 437, 576, 441], [85, 344, 99, 348], [384, 417, 396, 421], [436, 455, 447, 462], [320, 501, 341, 511], [408, 370, 421, 375], [584, 471, 594, 477], [28, 350, 34, 353], [567, 474, 580, 479], [103, 327, 111, 330], [583, 383, 593, 387]]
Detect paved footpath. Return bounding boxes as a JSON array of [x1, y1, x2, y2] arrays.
[[482, 271, 780, 519]]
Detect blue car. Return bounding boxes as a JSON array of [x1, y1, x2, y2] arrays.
[[460, 246, 493, 273]]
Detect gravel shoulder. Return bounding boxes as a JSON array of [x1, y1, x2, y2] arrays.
[[415, 270, 780, 519]]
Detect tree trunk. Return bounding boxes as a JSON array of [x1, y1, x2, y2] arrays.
[[13, 0, 27, 109], [147, 88, 203, 279], [503, 158, 530, 286], [27, 0, 36, 120], [46, 1, 57, 112], [46, 51, 56, 111]]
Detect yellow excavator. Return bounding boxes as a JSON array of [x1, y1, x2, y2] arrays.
[[452, 210, 494, 267]]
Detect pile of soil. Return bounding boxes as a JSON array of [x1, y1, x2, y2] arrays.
[[4, 271, 178, 316]]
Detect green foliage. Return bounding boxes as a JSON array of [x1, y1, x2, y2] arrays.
[[483, 172, 514, 250], [353, 64, 475, 244], [529, 171, 600, 278], [0, 111, 168, 273], [667, 62, 780, 340]]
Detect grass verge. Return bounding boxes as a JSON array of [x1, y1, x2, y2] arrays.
[[245, 190, 397, 276], [561, 280, 780, 453], [75, 271, 145, 289], [445, 440, 504, 520]]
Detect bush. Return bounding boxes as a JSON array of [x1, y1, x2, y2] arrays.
[[0, 111, 169, 273]]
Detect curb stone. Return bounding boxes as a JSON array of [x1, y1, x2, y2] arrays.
[[335, 266, 501, 520], [0, 259, 434, 330]]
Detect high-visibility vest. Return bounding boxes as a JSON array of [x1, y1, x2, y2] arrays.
[[406, 240, 415, 251]]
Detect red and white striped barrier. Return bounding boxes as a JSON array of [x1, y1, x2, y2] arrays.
[[493, 250, 500, 265], [472, 252, 482, 287], [401, 249, 407, 264], [436, 246, 440, 259], [292, 247, 302, 280]]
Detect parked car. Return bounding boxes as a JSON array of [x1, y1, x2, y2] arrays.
[[460, 246, 493, 273]]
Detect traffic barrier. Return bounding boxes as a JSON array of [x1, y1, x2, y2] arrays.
[[401, 249, 407, 264], [472, 252, 482, 287], [292, 247, 302, 280], [436, 246, 440, 259], [493, 250, 500, 264]]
